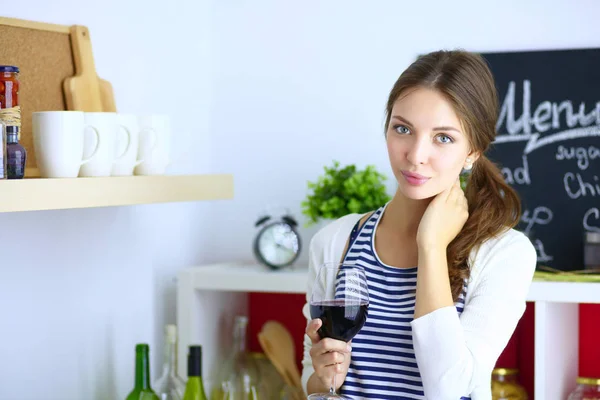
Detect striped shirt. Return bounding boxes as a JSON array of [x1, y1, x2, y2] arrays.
[[340, 205, 470, 399]]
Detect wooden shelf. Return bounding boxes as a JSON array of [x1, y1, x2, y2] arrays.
[[0, 174, 233, 212], [180, 262, 600, 303]]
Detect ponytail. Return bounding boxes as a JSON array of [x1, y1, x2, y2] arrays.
[[447, 155, 521, 301]]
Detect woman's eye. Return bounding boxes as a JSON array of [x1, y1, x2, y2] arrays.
[[436, 134, 454, 144], [394, 125, 410, 135]]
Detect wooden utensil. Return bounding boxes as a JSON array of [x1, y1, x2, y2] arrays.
[[63, 25, 116, 112], [98, 76, 116, 111], [257, 321, 304, 400]]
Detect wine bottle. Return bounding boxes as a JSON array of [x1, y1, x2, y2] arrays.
[[182, 345, 208, 400], [126, 344, 160, 400], [154, 325, 186, 400]]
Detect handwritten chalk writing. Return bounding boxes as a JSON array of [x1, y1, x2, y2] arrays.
[[533, 238, 554, 263], [496, 80, 531, 135], [583, 208, 600, 233], [497, 80, 600, 134], [520, 206, 554, 261], [521, 206, 553, 236], [555, 145, 600, 171], [501, 155, 531, 185], [494, 80, 600, 154], [495, 126, 600, 155], [533, 101, 552, 132], [564, 172, 600, 199]]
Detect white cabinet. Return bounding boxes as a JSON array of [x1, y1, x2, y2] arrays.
[[176, 262, 600, 399]]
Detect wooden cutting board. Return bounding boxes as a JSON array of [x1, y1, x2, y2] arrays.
[[0, 17, 116, 177], [63, 25, 116, 112]]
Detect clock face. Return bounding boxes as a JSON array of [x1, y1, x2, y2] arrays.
[[256, 222, 300, 267]]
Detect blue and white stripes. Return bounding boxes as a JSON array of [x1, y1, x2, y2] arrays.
[[340, 206, 469, 399]]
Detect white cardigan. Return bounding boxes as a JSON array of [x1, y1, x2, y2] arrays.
[[301, 213, 537, 399]]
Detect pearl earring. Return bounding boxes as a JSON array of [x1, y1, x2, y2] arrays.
[[464, 158, 473, 171]]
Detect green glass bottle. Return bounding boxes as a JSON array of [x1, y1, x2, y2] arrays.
[[183, 345, 208, 400], [126, 344, 160, 400]]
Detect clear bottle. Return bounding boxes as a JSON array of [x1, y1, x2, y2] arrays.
[[5, 126, 25, 179], [211, 316, 260, 400], [183, 345, 208, 400], [154, 324, 187, 400], [568, 377, 600, 400], [491, 368, 528, 400]]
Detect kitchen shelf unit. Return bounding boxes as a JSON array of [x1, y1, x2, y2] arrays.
[[176, 262, 600, 399]]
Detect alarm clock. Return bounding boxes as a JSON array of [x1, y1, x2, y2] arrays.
[[253, 214, 302, 270]]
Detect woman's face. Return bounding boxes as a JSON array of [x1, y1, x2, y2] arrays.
[[386, 86, 479, 200]]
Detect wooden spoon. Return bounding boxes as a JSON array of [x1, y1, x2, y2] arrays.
[[257, 321, 304, 400]]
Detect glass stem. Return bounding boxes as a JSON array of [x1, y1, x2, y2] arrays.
[[331, 373, 337, 394]]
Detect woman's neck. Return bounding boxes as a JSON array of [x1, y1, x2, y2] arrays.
[[381, 190, 433, 237]]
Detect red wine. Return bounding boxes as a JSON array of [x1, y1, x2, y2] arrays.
[[310, 300, 368, 342]]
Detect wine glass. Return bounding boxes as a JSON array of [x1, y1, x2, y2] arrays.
[[308, 262, 369, 400]]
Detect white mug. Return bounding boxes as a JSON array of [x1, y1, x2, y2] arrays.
[[134, 114, 171, 176], [32, 111, 100, 178], [80, 112, 131, 177], [111, 114, 140, 176]]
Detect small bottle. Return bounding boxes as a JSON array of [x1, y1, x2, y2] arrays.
[[0, 123, 6, 179], [0, 65, 21, 181], [126, 344, 160, 400], [154, 325, 186, 400], [182, 345, 208, 400], [5, 126, 25, 179]]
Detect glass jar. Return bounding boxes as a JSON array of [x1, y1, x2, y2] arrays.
[[0, 66, 21, 142], [251, 352, 285, 400], [568, 377, 600, 400], [491, 368, 528, 400], [584, 232, 600, 270], [279, 384, 304, 400]]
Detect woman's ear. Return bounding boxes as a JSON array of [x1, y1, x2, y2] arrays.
[[465, 150, 481, 169]]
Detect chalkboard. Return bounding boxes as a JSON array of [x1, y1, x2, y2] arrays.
[[481, 48, 600, 271]]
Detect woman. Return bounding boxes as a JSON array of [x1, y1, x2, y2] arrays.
[[302, 49, 537, 399]]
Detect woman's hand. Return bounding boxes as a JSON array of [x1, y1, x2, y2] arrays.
[[305, 318, 352, 391], [417, 178, 469, 251]]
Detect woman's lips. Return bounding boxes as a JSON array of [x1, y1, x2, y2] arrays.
[[401, 171, 430, 186]]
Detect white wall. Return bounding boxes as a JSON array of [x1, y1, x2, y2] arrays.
[[205, 0, 600, 266], [1, 0, 600, 399]]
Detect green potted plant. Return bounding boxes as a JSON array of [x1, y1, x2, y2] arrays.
[[301, 160, 391, 227]]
